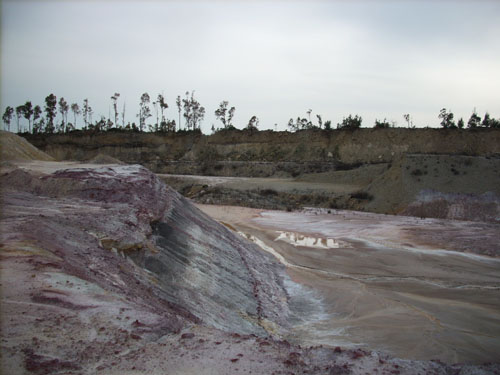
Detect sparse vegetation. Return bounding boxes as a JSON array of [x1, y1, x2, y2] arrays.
[[439, 108, 456, 129], [182, 91, 205, 131], [247, 116, 259, 132], [2, 106, 14, 132], [215, 101, 236, 129], [468, 110, 481, 129], [403, 113, 413, 128], [4, 92, 500, 134], [337, 114, 362, 130], [374, 118, 391, 129]]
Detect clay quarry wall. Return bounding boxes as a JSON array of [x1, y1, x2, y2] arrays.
[[23, 128, 500, 174]]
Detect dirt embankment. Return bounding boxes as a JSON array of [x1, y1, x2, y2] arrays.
[[1, 130, 53, 162], [161, 154, 500, 223], [23, 128, 500, 176], [365, 154, 500, 221]]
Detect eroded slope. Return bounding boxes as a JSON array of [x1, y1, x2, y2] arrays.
[[0, 164, 289, 373]]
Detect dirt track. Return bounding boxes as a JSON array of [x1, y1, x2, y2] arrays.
[[197, 204, 500, 364]]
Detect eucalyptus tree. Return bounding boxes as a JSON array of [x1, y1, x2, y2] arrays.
[[121, 102, 126, 129], [71, 103, 80, 128], [58, 97, 69, 132], [288, 116, 312, 131], [467, 111, 481, 129], [152, 99, 159, 131], [438, 108, 455, 129], [215, 101, 236, 129], [16, 105, 24, 132], [287, 118, 299, 132], [2, 106, 14, 131], [482, 113, 492, 127], [247, 115, 259, 130], [44, 94, 57, 133], [157, 94, 169, 129], [33, 105, 43, 133], [82, 99, 90, 128], [403, 113, 412, 128], [182, 91, 205, 130], [22, 101, 34, 133], [316, 114, 323, 128], [138, 92, 151, 131], [88, 106, 94, 125], [111, 93, 120, 127], [176, 95, 182, 130]]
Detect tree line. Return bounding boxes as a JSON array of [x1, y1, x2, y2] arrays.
[[2, 92, 499, 134], [287, 109, 500, 131], [1, 91, 207, 134]]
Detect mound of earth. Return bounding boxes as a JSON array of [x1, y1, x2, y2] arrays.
[[364, 154, 500, 222], [1, 163, 499, 374], [0, 131, 53, 161]]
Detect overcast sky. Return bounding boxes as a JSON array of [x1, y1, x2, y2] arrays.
[[2, 0, 500, 132]]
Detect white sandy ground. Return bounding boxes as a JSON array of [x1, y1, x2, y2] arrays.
[[197, 204, 500, 364]]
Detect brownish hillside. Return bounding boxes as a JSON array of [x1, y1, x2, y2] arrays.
[[23, 128, 500, 176]]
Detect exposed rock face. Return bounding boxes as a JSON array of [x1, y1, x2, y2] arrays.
[[23, 128, 500, 175], [0, 164, 289, 373], [1, 164, 289, 333]]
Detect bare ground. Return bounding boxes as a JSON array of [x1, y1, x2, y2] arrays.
[[197, 204, 500, 364], [161, 154, 500, 223], [1, 159, 499, 374]]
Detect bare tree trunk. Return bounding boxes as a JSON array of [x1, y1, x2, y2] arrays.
[[121, 102, 126, 127]]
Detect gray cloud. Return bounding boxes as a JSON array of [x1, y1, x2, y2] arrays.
[[2, 0, 500, 132]]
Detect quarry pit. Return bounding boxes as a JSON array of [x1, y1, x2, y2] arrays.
[[1, 131, 499, 374]]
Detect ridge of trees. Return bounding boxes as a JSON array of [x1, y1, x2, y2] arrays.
[[2, 93, 500, 134]]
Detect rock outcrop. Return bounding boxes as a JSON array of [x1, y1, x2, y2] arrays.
[[1, 162, 499, 374], [0, 164, 289, 373]]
